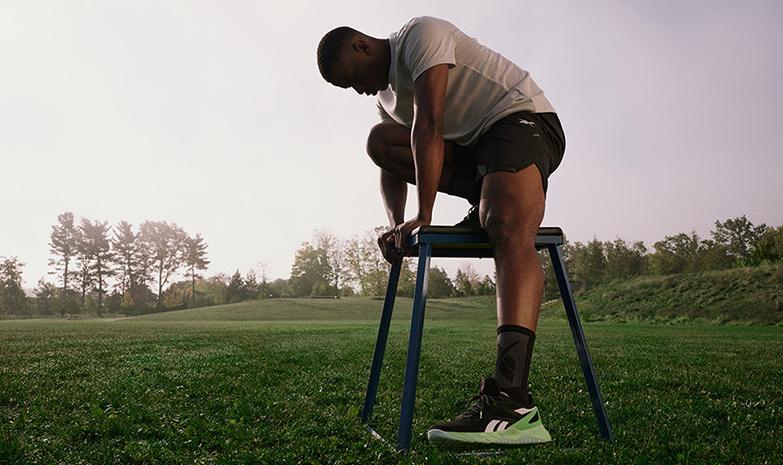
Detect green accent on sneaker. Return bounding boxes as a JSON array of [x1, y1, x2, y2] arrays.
[[428, 406, 551, 451]]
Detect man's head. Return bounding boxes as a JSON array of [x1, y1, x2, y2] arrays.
[[317, 26, 390, 96]]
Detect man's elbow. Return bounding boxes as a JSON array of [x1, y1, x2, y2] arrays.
[[413, 114, 444, 138]]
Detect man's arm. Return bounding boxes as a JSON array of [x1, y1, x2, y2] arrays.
[[390, 63, 449, 251], [381, 169, 407, 227]]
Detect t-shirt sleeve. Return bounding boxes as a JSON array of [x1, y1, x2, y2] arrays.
[[401, 17, 456, 82]]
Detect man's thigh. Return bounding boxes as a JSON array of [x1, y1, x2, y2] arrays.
[[366, 120, 457, 191], [367, 121, 456, 165], [479, 165, 546, 240]]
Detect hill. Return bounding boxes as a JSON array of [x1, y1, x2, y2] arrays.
[[541, 262, 783, 325]]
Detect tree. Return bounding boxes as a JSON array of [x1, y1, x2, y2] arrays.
[[161, 281, 190, 310], [750, 224, 783, 264], [289, 241, 332, 297], [112, 221, 152, 310], [698, 238, 733, 271], [72, 227, 93, 307], [48, 212, 78, 294], [253, 260, 274, 299], [183, 233, 210, 307], [343, 226, 423, 297], [226, 270, 260, 303], [197, 273, 230, 306], [454, 263, 481, 297], [79, 218, 113, 312], [475, 274, 496, 296], [604, 238, 647, 281], [344, 228, 389, 297], [313, 229, 345, 297], [0, 257, 28, 315], [33, 279, 60, 316], [568, 238, 608, 286], [256, 260, 271, 284], [243, 270, 261, 300], [113, 222, 137, 299], [138, 221, 188, 308], [395, 260, 419, 298], [648, 231, 703, 275], [711, 216, 769, 264], [427, 266, 454, 298]]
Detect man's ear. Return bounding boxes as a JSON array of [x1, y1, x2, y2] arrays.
[[353, 39, 371, 55]]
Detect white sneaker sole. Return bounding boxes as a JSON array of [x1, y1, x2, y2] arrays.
[[428, 424, 551, 451]]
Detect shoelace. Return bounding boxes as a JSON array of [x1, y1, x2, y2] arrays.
[[455, 394, 498, 420], [461, 205, 478, 222], [454, 205, 480, 228]]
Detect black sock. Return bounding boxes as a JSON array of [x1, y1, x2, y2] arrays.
[[492, 324, 535, 406]]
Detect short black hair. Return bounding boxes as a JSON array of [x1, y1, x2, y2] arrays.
[[317, 26, 359, 84]]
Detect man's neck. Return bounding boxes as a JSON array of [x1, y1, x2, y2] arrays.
[[377, 38, 391, 81]]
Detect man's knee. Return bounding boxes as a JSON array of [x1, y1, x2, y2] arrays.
[[479, 168, 545, 248], [366, 123, 387, 165], [366, 121, 409, 168], [482, 207, 534, 248], [480, 200, 543, 252]]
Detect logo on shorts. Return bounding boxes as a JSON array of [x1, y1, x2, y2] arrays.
[[519, 119, 536, 126]]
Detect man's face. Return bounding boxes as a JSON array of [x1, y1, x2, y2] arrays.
[[330, 41, 387, 96]]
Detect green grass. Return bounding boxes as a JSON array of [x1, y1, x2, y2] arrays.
[[1, 298, 782, 464], [129, 296, 497, 322]]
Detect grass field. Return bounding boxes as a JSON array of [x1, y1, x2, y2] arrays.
[[1, 297, 782, 464]]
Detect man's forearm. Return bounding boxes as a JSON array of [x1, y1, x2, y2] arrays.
[[409, 63, 448, 226], [411, 121, 444, 224], [380, 169, 407, 227]]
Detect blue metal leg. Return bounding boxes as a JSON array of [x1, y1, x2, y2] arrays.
[[362, 263, 402, 425], [548, 244, 615, 443], [397, 243, 432, 453]]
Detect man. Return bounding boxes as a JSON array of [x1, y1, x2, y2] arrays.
[[317, 16, 565, 450]]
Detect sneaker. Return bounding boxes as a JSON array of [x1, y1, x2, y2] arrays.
[[427, 378, 551, 451], [453, 205, 481, 228]]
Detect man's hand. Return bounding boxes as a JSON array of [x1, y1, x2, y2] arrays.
[[378, 229, 404, 265], [393, 217, 429, 252], [377, 216, 430, 264]]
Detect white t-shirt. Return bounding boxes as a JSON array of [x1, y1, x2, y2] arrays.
[[377, 16, 556, 147]]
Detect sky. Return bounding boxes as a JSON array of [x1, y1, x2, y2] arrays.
[[2, 0, 782, 288]]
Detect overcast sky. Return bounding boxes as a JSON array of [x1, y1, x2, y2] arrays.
[[2, 0, 782, 287]]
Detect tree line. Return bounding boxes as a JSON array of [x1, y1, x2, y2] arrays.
[[2, 214, 781, 316], [546, 215, 783, 299], [284, 227, 496, 299], [281, 215, 783, 302], [0, 212, 210, 316]]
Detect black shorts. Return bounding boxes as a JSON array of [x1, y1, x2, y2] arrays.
[[446, 111, 565, 204]]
